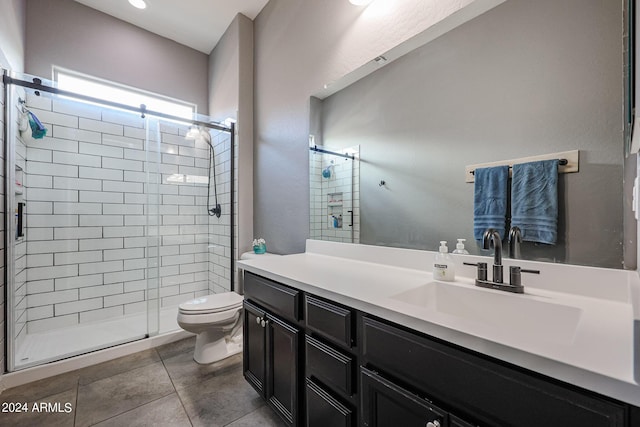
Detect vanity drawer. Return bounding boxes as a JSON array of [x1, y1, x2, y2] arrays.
[[361, 316, 626, 427], [305, 295, 353, 348], [306, 335, 355, 397], [306, 378, 353, 427], [244, 272, 301, 322]]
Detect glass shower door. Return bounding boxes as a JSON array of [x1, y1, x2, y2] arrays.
[[5, 75, 153, 370]]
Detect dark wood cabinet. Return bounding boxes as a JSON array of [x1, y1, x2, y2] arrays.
[[243, 276, 302, 427], [305, 334, 355, 397], [361, 315, 626, 427], [243, 272, 637, 427], [244, 272, 301, 322], [266, 313, 301, 425], [243, 300, 266, 395], [450, 415, 477, 427], [306, 378, 353, 427], [361, 366, 447, 427], [305, 295, 354, 349]]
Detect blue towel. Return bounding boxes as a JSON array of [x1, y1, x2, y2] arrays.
[[511, 159, 558, 244], [473, 165, 509, 241], [28, 111, 47, 139]]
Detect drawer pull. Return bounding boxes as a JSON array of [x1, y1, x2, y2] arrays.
[[256, 316, 262, 324], [426, 421, 440, 427], [261, 319, 267, 328]]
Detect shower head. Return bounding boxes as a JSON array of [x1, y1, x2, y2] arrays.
[[186, 126, 211, 145]]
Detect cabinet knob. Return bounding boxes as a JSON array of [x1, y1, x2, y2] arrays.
[[256, 316, 262, 324], [426, 421, 441, 427], [261, 319, 266, 328]]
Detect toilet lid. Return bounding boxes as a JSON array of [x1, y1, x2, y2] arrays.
[[179, 292, 243, 314]]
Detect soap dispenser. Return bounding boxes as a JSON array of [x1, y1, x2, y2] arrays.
[[452, 238, 469, 255], [434, 241, 455, 281]]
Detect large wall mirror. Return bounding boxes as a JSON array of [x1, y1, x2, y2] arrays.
[[309, 0, 634, 269]]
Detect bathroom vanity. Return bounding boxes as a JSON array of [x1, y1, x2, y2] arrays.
[[239, 241, 640, 426]]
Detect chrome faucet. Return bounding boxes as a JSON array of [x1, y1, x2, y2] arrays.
[[482, 229, 503, 283], [508, 226, 522, 259], [464, 228, 535, 294]]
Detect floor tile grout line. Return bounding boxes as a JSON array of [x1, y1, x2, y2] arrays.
[[73, 377, 80, 427], [76, 349, 174, 427], [159, 351, 194, 427], [222, 402, 268, 427], [83, 391, 176, 427]]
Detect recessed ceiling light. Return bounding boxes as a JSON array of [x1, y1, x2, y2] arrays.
[[128, 0, 147, 10]]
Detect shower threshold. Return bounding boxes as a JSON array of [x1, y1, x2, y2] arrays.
[[13, 305, 181, 371]]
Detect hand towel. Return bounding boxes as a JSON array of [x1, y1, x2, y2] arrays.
[[473, 165, 509, 241], [28, 111, 47, 139], [511, 159, 558, 244]]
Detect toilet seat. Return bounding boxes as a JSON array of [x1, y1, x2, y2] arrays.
[[179, 292, 243, 315]]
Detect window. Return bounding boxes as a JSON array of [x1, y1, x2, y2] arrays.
[[53, 67, 196, 120]]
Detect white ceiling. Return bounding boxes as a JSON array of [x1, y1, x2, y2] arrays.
[[74, 0, 269, 54]]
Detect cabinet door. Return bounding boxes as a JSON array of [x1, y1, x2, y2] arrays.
[[361, 316, 626, 427], [266, 314, 302, 426], [243, 301, 267, 396], [361, 367, 447, 427]]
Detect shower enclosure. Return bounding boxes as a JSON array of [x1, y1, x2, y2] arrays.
[[3, 70, 235, 371]]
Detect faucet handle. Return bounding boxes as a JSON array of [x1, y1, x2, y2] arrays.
[[509, 266, 540, 287], [463, 262, 488, 281]]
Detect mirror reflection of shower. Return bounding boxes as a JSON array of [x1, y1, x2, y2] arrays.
[[309, 143, 360, 244]]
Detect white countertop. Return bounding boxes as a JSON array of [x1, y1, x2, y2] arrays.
[[238, 240, 640, 406]]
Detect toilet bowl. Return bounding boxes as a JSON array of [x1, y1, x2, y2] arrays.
[[177, 292, 244, 364]]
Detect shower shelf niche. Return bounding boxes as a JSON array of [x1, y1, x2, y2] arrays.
[[15, 165, 23, 195], [327, 192, 344, 228]]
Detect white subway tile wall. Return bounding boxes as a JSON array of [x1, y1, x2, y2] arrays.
[[16, 93, 232, 337], [14, 86, 28, 353], [309, 150, 360, 244]]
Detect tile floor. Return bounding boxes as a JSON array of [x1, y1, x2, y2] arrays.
[[0, 337, 287, 427]]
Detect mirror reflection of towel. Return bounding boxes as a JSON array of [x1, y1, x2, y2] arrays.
[[28, 111, 47, 139], [473, 166, 508, 241], [511, 160, 558, 245]]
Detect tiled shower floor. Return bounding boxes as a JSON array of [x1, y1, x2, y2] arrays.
[[0, 336, 286, 426], [15, 306, 181, 370]]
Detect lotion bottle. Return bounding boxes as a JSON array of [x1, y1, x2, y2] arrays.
[[434, 241, 455, 281], [452, 238, 469, 255]]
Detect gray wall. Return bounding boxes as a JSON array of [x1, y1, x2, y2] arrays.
[[320, 0, 623, 268], [25, 0, 209, 114], [0, 0, 26, 71], [253, 0, 482, 255], [208, 13, 255, 273]]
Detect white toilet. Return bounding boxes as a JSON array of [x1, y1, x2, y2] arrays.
[[177, 292, 244, 364], [177, 251, 279, 364]]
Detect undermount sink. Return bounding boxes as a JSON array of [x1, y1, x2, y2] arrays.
[[390, 281, 582, 345]]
